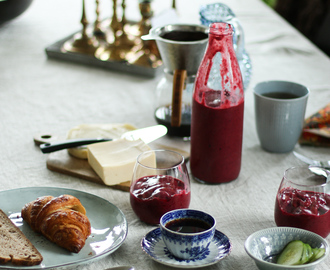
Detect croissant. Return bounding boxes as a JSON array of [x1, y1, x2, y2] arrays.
[[21, 195, 91, 253]]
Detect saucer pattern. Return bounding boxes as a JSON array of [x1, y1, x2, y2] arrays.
[[164, 246, 210, 261], [141, 228, 232, 268]]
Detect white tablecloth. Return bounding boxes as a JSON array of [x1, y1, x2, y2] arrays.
[[0, 0, 329, 269]]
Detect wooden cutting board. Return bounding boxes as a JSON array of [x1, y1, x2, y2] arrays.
[[46, 143, 190, 192]]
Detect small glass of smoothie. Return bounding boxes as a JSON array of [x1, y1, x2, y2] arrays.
[[274, 166, 330, 238], [130, 149, 191, 225]]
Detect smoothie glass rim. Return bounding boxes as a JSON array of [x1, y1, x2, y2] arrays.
[[281, 165, 330, 190], [136, 149, 185, 170]]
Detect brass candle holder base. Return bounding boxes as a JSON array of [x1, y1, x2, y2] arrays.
[[126, 38, 161, 68], [62, 33, 100, 55], [96, 28, 141, 61], [95, 43, 125, 62], [127, 48, 162, 68]]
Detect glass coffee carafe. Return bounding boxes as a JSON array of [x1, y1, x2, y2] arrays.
[[142, 24, 208, 137]]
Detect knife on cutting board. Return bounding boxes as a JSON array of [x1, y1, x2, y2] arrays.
[[40, 125, 167, 153]]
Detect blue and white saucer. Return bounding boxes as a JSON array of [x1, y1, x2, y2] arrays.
[[141, 228, 232, 268]]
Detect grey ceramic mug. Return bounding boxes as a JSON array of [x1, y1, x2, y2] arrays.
[[254, 80, 309, 153]]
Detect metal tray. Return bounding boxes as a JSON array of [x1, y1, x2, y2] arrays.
[[45, 32, 163, 78]]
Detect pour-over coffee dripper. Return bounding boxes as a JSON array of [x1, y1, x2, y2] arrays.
[[142, 24, 208, 137]]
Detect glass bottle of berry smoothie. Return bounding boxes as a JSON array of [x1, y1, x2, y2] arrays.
[[190, 22, 244, 184]]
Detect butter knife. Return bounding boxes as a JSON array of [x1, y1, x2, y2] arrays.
[[40, 125, 167, 153], [293, 151, 330, 169]]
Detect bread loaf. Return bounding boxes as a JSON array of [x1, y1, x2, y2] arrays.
[[0, 209, 43, 266]]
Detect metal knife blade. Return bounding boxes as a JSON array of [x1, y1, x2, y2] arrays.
[[121, 125, 167, 144], [293, 151, 330, 169], [40, 125, 167, 153]]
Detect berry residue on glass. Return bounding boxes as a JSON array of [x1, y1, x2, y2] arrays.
[[130, 175, 191, 225], [190, 22, 244, 184], [274, 187, 330, 238], [165, 218, 211, 233]]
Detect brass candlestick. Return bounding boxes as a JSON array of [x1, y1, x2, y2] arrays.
[[138, 0, 152, 35], [116, 0, 137, 49], [96, 0, 137, 61], [93, 0, 106, 40], [62, 0, 100, 55], [59, 0, 162, 71], [126, 0, 161, 67], [110, 0, 121, 33]]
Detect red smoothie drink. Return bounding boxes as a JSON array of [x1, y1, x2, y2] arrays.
[[190, 96, 244, 183], [275, 187, 330, 238], [130, 175, 191, 225]]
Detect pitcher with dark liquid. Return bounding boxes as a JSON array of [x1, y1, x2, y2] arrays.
[[142, 24, 208, 137]]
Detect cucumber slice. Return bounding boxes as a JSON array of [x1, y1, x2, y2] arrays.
[[300, 243, 312, 264], [277, 240, 305, 265], [309, 248, 326, 263]]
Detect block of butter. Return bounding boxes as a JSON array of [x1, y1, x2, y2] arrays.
[[87, 138, 156, 186], [67, 123, 136, 159]]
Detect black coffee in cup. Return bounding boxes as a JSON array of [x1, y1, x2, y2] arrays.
[[160, 31, 208, 42]]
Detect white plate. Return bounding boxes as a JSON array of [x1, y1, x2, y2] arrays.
[[0, 187, 128, 269], [141, 228, 232, 268]]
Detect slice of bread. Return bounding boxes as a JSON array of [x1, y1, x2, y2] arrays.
[[0, 209, 43, 266]]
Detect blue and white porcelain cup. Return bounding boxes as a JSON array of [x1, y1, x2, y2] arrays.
[[160, 209, 216, 260]]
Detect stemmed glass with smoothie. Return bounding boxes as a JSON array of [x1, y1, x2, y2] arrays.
[[130, 149, 191, 225], [274, 166, 330, 238]]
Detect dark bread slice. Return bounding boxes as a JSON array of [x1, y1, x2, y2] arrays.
[[0, 209, 43, 266]]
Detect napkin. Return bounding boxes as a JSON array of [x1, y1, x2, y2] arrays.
[[299, 103, 330, 147]]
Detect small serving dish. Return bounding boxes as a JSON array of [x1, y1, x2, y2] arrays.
[[244, 227, 329, 270]]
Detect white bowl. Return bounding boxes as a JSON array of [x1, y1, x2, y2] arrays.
[[244, 227, 329, 270]]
